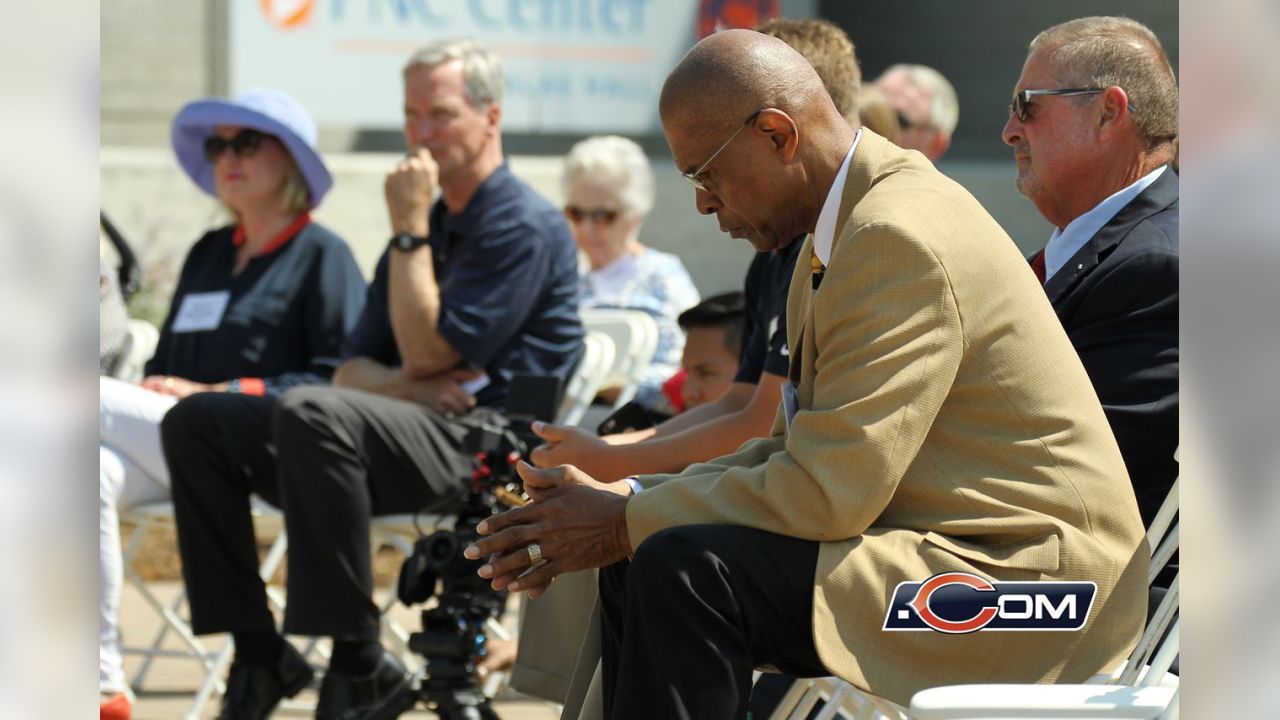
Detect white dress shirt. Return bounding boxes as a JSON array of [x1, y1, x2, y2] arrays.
[[1043, 166, 1167, 281], [812, 128, 863, 266]]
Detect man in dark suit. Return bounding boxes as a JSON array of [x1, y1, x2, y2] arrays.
[[1002, 16, 1179, 527]]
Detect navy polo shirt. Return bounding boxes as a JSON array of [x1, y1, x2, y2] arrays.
[[145, 222, 367, 395], [735, 236, 802, 384], [342, 163, 584, 408]]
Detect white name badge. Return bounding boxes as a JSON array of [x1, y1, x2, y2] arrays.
[[171, 291, 231, 333], [782, 380, 799, 433]]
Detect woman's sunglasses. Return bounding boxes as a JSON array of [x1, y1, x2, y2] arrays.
[[203, 129, 268, 162], [565, 206, 620, 225]]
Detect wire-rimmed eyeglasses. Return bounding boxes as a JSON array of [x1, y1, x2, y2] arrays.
[[681, 110, 762, 192]]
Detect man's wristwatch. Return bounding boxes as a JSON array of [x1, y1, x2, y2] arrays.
[[390, 232, 430, 252]]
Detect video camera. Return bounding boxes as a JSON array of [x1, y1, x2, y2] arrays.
[[372, 375, 561, 720]]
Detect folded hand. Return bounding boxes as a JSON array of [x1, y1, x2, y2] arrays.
[[464, 461, 632, 599]]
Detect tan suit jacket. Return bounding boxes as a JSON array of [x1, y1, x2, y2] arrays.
[[625, 131, 1149, 705]]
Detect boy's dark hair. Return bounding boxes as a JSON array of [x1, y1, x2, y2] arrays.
[[678, 291, 747, 353]]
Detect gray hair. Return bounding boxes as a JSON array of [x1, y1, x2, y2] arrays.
[[1030, 16, 1177, 149], [880, 63, 959, 136], [403, 37, 504, 108], [562, 135, 655, 219]]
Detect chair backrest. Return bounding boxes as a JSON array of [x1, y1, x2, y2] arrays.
[[112, 319, 159, 383], [558, 331, 617, 426], [1147, 476, 1179, 586], [1120, 451, 1180, 688], [579, 309, 659, 408]]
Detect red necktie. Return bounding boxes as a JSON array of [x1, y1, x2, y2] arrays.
[[1030, 250, 1046, 285]]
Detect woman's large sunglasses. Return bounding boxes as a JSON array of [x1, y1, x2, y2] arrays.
[[565, 206, 620, 225], [203, 129, 268, 162]]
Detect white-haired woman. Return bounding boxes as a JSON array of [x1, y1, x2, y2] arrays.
[[98, 89, 365, 720], [564, 135, 699, 408]]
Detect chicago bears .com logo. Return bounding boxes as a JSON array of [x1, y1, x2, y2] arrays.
[[883, 572, 1097, 634]]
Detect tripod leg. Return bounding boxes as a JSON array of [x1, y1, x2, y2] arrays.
[[364, 681, 419, 720], [431, 689, 503, 720]]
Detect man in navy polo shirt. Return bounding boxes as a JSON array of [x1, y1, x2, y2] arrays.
[[161, 39, 582, 720]]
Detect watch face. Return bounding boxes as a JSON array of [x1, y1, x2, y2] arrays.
[[394, 233, 420, 250]]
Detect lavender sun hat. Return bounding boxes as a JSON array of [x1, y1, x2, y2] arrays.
[[171, 88, 333, 208]]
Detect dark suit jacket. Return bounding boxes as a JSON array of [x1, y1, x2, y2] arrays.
[[1040, 167, 1179, 526]]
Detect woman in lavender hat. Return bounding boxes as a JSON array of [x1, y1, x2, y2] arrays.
[[98, 89, 366, 720]]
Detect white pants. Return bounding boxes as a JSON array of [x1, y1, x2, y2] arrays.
[[99, 376, 175, 693]]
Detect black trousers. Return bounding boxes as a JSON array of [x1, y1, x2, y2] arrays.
[[162, 386, 488, 642], [599, 525, 828, 720]]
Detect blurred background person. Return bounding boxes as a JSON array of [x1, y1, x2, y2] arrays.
[[757, 17, 859, 125], [1001, 16, 1179, 531], [856, 84, 901, 145], [671, 291, 745, 412], [875, 63, 959, 163], [565, 135, 699, 410], [97, 88, 364, 720]]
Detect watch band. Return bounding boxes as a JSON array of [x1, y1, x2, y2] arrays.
[[390, 232, 430, 251]]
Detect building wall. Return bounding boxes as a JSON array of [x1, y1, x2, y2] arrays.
[[101, 0, 220, 147], [102, 0, 1056, 312]]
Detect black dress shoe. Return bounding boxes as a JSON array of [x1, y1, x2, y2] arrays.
[[217, 642, 314, 720], [316, 651, 412, 720]]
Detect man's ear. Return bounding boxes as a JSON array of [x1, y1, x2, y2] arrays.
[[755, 108, 799, 161], [1097, 86, 1130, 141], [486, 102, 502, 135]]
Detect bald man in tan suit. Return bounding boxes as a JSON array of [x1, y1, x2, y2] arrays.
[[465, 30, 1148, 717]]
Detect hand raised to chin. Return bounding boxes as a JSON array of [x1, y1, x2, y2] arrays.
[[385, 147, 438, 236], [463, 461, 633, 599]]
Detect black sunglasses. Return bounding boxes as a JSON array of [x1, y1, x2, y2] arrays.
[[203, 129, 269, 162], [565, 206, 620, 225], [1008, 88, 1106, 122]]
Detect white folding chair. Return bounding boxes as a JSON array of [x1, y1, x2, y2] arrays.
[[579, 309, 659, 409], [909, 459, 1181, 720], [121, 496, 289, 720], [111, 319, 159, 383], [558, 331, 617, 427]]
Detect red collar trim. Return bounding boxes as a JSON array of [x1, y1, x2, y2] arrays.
[[232, 213, 312, 256]]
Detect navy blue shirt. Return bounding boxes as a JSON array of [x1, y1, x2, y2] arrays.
[[735, 236, 802, 384], [342, 163, 584, 408], [145, 222, 367, 396]]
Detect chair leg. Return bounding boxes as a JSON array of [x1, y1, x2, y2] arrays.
[[124, 564, 219, 684], [186, 638, 233, 720], [121, 517, 163, 690], [129, 584, 187, 690], [813, 682, 852, 720]]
